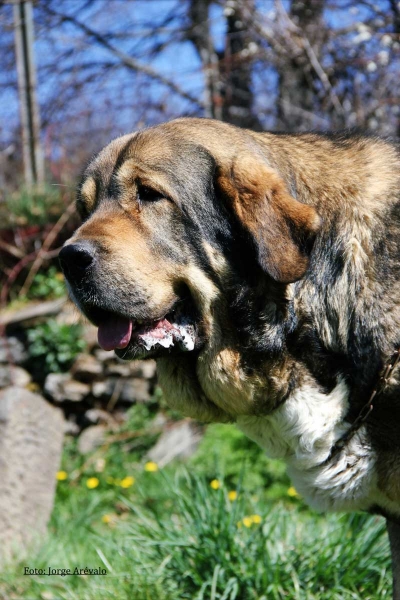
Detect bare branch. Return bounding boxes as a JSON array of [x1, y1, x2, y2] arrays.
[[41, 5, 203, 108]]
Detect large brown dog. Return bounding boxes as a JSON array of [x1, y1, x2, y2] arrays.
[[60, 118, 400, 595]]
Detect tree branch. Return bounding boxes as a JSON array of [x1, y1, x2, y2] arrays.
[[42, 5, 203, 108]]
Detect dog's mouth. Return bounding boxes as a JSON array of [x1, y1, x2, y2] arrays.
[[82, 299, 199, 360]]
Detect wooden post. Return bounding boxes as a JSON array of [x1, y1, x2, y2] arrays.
[[13, 0, 44, 188]]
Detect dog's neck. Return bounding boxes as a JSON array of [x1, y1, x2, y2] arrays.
[[235, 375, 397, 515], [236, 378, 373, 511]]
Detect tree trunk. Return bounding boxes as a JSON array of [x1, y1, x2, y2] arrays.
[[389, 0, 400, 137], [277, 0, 325, 131], [188, 0, 262, 130], [187, 0, 222, 120], [221, 0, 263, 130]]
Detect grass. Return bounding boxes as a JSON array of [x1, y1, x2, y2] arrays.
[[0, 405, 392, 600]]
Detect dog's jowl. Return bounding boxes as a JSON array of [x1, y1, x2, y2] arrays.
[[60, 118, 400, 593]]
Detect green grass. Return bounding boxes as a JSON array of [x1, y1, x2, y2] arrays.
[[0, 405, 392, 600]]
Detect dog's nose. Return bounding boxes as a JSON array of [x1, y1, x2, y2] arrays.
[[59, 242, 95, 281]]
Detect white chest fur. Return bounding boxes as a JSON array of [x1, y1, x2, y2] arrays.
[[237, 380, 378, 512]]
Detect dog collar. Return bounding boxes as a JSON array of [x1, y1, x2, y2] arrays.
[[324, 347, 400, 464]]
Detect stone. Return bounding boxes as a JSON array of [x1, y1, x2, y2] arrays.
[[0, 337, 27, 365], [0, 365, 31, 389], [63, 419, 80, 436], [0, 388, 64, 562], [91, 380, 111, 398], [81, 324, 99, 349], [94, 349, 115, 363], [59, 379, 90, 402], [71, 353, 103, 383], [105, 362, 131, 377], [78, 425, 107, 454], [91, 377, 151, 404], [120, 378, 151, 403], [11, 366, 32, 388], [128, 360, 157, 380], [44, 373, 90, 403], [147, 420, 203, 468], [56, 302, 79, 326], [84, 408, 117, 427], [44, 373, 69, 400], [152, 411, 168, 429]]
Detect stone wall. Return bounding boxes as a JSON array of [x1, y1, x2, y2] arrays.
[[0, 332, 157, 435]]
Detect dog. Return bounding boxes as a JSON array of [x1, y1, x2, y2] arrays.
[[59, 118, 400, 595]]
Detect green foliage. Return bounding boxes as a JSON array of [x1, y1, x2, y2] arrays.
[[123, 397, 159, 431], [6, 185, 64, 226], [0, 408, 392, 599], [0, 468, 390, 600], [27, 266, 66, 300], [26, 318, 86, 378], [121, 474, 390, 600], [189, 423, 290, 500]]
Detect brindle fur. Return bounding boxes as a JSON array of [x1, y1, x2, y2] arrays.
[[64, 118, 400, 593]]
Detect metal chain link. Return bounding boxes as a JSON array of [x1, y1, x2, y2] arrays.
[[324, 348, 400, 464]]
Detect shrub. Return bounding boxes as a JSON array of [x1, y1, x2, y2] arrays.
[[26, 318, 86, 379], [6, 185, 65, 226], [27, 266, 66, 300]]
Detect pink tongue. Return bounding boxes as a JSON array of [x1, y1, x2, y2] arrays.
[[97, 316, 132, 351], [150, 318, 174, 338]]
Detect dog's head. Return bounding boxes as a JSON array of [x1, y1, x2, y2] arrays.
[[60, 118, 320, 421]]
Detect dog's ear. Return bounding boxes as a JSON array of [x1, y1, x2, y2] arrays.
[[216, 156, 321, 283]]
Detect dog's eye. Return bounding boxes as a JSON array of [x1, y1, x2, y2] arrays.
[[76, 198, 90, 221], [137, 185, 163, 203]]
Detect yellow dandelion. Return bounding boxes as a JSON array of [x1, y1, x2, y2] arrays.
[[228, 490, 238, 501], [144, 461, 158, 472], [251, 514, 262, 524], [120, 476, 135, 488], [56, 470, 68, 481], [242, 516, 253, 528], [86, 477, 100, 489], [287, 486, 299, 498], [210, 479, 221, 490], [101, 514, 112, 524]]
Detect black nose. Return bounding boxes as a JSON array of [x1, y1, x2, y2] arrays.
[[59, 242, 95, 281]]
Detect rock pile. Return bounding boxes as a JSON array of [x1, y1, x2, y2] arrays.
[[43, 349, 157, 431], [0, 332, 157, 434]]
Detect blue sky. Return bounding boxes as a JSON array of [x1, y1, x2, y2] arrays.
[[0, 0, 397, 151]]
